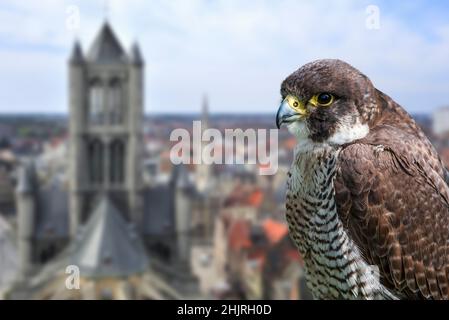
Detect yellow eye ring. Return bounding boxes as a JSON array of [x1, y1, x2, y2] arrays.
[[310, 93, 334, 107]]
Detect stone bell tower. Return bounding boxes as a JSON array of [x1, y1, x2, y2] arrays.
[[68, 22, 144, 237]]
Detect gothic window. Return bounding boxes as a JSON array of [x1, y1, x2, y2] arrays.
[[108, 78, 123, 125], [110, 139, 124, 184], [88, 139, 104, 184], [88, 79, 104, 125]]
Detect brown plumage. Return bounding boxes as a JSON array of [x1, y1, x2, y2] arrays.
[[277, 59, 449, 299], [335, 93, 449, 299]]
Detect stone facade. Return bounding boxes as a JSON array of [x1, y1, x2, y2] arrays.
[[10, 22, 206, 299]]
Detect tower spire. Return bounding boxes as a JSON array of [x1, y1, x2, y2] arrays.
[[201, 94, 209, 130], [130, 42, 144, 66], [103, 0, 110, 20], [69, 40, 84, 64]]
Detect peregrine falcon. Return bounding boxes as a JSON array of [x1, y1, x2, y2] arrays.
[[276, 59, 449, 300]]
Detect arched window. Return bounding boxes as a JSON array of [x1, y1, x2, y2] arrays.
[[88, 139, 104, 184], [110, 139, 124, 184], [88, 79, 104, 125], [108, 79, 123, 125]]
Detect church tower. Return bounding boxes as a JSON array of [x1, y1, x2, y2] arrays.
[[68, 22, 144, 237]]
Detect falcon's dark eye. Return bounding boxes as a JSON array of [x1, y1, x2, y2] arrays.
[[316, 93, 334, 106]]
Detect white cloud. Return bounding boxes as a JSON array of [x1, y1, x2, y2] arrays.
[[0, 0, 448, 114]]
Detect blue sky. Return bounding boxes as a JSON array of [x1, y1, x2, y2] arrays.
[[0, 0, 448, 114]]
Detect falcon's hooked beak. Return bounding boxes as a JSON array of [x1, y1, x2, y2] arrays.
[[276, 96, 307, 129]]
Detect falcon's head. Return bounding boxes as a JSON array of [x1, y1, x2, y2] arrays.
[[276, 59, 378, 145]]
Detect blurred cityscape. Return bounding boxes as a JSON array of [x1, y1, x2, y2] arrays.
[[0, 22, 448, 300]]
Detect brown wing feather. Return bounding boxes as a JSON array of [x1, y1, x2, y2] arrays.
[[335, 125, 449, 299]]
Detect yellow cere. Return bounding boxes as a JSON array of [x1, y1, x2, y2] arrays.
[[285, 95, 308, 115]]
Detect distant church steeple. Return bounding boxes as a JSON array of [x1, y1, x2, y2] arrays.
[[191, 95, 215, 240], [196, 95, 211, 193], [201, 94, 209, 130]]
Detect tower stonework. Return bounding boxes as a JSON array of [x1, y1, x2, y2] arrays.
[[68, 23, 144, 236], [127, 43, 144, 229], [68, 40, 86, 237], [16, 163, 36, 279]]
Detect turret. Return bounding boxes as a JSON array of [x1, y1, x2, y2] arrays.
[[16, 162, 37, 279], [130, 42, 144, 66], [69, 40, 84, 65], [127, 42, 144, 229], [68, 40, 86, 237], [171, 164, 193, 263]]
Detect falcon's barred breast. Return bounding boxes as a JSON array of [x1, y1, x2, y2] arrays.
[[276, 59, 449, 299]]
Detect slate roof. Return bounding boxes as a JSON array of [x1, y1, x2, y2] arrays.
[[87, 22, 128, 63], [69, 196, 149, 278], [143, 184, 174, 236], [35, 179, 69, 239], [142, 164, 200, 236], [17, 161, 197, 243], [15, 164, 69, 239]]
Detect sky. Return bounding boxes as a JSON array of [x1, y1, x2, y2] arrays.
[[0, 0, 448, 114]]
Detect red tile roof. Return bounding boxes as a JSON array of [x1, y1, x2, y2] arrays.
[[262, 219, 289, 245], [228, 220, 251, 252], [248, 190, 264, 207], [224, 185, 264, 208]]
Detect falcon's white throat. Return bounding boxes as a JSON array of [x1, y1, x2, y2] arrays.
[[286, 116, 369, 146], [286, 121, 309, 140], [328, 118, 369, 145]]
